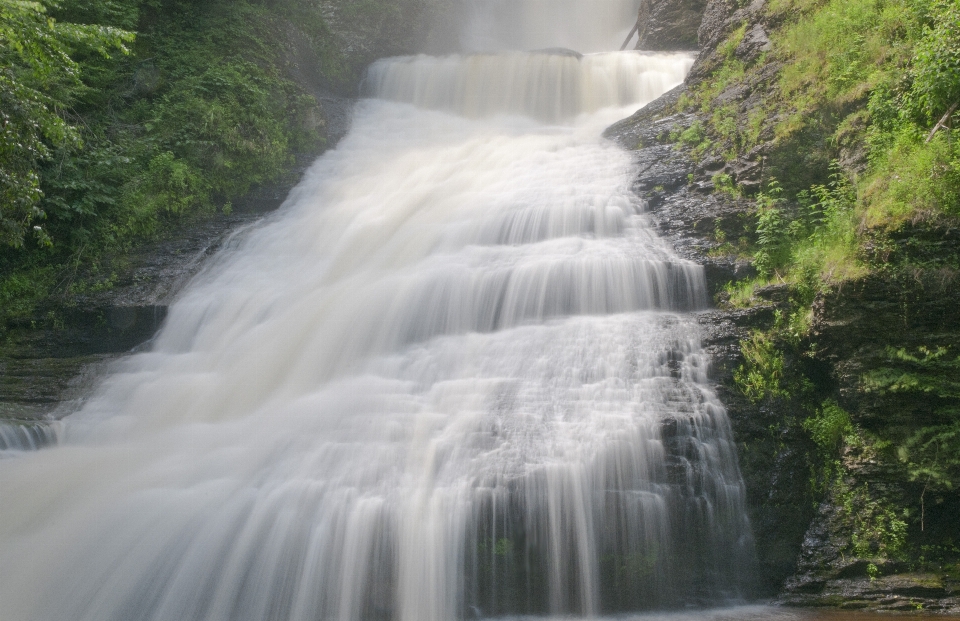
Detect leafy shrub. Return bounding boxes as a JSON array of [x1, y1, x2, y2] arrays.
[[836, 480, 909, 559], [735, 330, 789, 402], [1, 0, 338, 324], [906, 0, 960, 123], [804, 400, 854, 452], [0, 0, 132, 247], [752, 183, 791, 276]]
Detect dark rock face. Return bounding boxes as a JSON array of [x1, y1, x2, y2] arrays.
[[690, 0, 767, 79], [606, 0, 960, 606], [784, 476, 960, 612], [637, 0, 708, 51], [813, 271, 960, 413], [735, 23, 772, 63], [780, 267, 960, 613]]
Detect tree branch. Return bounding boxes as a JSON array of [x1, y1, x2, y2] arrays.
[[926, 100, 959, 143]]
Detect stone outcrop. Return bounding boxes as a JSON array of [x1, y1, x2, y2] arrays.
[[608, 0, 960, 610], [636, 0, 708, 50]]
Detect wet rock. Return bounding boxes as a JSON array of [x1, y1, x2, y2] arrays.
[[613, 0, 960, 608], [637, 0, 708, 51], [697, 305, 819, 597], [783, 563, 960, 613], [634, 145, 694, 194], [774, 265, 960, 611], [604, 84, 691, 148]]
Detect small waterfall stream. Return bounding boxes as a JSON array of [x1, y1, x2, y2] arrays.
[[0, 13, 756, 621]]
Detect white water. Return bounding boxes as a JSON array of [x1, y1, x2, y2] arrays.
[[0, 25, 755, 621], [0, 419, 61, 452], [364, 52, 691, 122]]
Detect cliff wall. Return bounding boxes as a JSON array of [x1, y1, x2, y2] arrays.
[[608, 0, 960, 610]]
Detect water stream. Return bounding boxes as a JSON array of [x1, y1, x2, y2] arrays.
[[0, 7, 759, 621]]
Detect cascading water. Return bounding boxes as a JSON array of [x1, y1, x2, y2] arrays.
[[0, 9, 756, 621]]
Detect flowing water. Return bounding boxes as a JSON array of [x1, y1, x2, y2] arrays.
[[0, 7, 760, 621]]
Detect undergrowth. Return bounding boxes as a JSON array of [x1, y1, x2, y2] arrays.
[[0, 0, 441, 327]]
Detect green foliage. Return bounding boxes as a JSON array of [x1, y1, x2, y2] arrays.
[[800, 397, 855, 500], [792, 165, 863, 286], [717, 23, 748, 61], [735, 329, 788, 402], [835, 479, 909, 559], [675, 120, 706, 147], [863, 128, 960, 226], [133, 151, 207, 218], [804, 400, 854, 453], [720, 277, 764, 308], [1, 0, 346, 324], [0, 263, 56, 322], [712, 172, 738, 198], [906, 0, 960, 123], [0, 0, 133, 248], [775, 0, 915, 117], [771, 0, 960, 226], [711, 105, 740, 158], [752, 182, 791, 276], [68, 0, 324, 245], [748, 170, 864, 288], [865, 346, 960, 491], [865, 346, 960, 400], [900, 422, 960, 490]]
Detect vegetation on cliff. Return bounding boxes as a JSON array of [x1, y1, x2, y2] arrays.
[[676, 0, 960, 600], [0, 0, 438, 327]]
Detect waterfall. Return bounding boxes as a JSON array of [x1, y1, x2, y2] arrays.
[[0, 419, 62, 452], [0, 22, 755, 621], [364, 52, 693, 122]]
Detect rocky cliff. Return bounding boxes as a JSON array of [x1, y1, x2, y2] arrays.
[[608, 0, 960, 611], [636, 0, 708, 50]]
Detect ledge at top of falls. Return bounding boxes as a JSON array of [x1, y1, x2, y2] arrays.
[[362, 50, 695, 123]]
